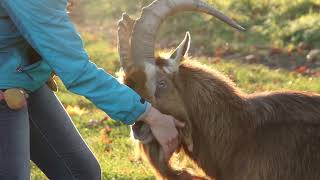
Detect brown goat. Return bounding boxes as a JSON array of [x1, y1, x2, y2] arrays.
[[117, 0, 320, 179]]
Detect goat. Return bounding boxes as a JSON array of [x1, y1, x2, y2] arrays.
[[117, 0, 320, 179]]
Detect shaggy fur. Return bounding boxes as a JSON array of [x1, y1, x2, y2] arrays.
[[125, 59, 320, 180]]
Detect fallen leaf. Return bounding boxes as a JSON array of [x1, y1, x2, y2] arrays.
[[66, 105, 88, 116], [269, 47, 282, 56], [100, 126, 113, 145], [294, 66, 308, 74]]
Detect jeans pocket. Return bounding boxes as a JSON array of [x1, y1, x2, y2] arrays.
[[0, 100, 8, 109]]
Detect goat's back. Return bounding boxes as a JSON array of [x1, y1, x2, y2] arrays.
[[226, 91, 320, 180], [248, 91, 320, 124]]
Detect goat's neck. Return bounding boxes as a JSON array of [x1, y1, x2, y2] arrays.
[[175, 62, 252, 176]]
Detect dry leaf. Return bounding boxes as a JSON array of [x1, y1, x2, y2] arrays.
[[66, 105, 88, 116]]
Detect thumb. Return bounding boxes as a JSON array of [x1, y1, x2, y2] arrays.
[[174, 119, 185, 128]]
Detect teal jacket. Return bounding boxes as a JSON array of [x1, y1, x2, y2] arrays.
[[0, 0, 150, 124]]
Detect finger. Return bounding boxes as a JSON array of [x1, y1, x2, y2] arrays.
[[171, 136, 179, 150], [174, 119, 185, 128], [165, 137, 177, 158], [162, 145, 170, 162], [166, 137, 178, 157]]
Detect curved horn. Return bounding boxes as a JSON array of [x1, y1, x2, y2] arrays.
[[117, 13, 136, 73], [130, 0, 245, 68]]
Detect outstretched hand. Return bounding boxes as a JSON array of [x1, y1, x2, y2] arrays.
[[140, 106, 185, 161]]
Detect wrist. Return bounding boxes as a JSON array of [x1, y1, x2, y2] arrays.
[[140, 106, 157, 125]]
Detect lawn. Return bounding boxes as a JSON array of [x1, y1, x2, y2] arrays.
[[30, 0, 320, 179], [30, 32, 320, 180]]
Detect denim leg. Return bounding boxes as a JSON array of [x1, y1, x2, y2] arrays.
[[28, 85, 101, 180], [0, 100, 30, 180]]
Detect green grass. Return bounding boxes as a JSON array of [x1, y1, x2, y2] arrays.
[[30, 32, 320, 179], [30, 0, 320, 179], [73, 0, 320, 54], [210, 60, 320, 93]]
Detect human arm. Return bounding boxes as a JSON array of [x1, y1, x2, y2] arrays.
[[1, 0, 146, 124], [1, 0, 185, 156]]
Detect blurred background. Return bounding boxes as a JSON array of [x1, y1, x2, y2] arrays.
[[70, 0, 320, 72], [31, 0, 320, 179]]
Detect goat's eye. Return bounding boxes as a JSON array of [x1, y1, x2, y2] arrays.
[[157, 80, 167, 89]]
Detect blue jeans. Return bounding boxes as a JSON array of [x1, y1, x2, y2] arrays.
[[0, 85, 101, 180]]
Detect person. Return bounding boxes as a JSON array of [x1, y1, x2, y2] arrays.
[[0, 0, 184, 179]]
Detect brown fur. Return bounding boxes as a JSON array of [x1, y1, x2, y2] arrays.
[[125, 58, 320, 180]]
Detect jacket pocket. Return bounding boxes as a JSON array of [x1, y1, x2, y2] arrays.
[[21, 60, 52, 83]]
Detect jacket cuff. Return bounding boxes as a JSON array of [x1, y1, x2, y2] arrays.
[[125, 101, 151, 125], [136, 102, 152, 122]]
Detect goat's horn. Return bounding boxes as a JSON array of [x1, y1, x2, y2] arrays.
[[117, 13, 136, 72], [130, 0, 245, 68]]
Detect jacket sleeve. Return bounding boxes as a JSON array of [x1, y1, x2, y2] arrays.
[[1, 0, 150, 125]]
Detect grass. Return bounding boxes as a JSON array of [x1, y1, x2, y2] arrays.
[[72, 0, 320, 51], [30, 32, 320, 179], [30, 0, 320, 179]]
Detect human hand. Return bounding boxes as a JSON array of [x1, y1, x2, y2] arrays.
[[140, 106, 185, 161]]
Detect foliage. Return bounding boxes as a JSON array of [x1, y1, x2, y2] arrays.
[[72, 0, 320, 55]]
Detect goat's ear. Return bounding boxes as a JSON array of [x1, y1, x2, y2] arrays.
[[164, 32, 191, 74], [170, 32, 191, 61]]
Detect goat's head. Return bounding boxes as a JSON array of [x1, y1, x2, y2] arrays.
[[117, 0, 245, 151]]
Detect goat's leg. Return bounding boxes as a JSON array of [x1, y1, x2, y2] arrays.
[[132, 121, 202, 179]]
